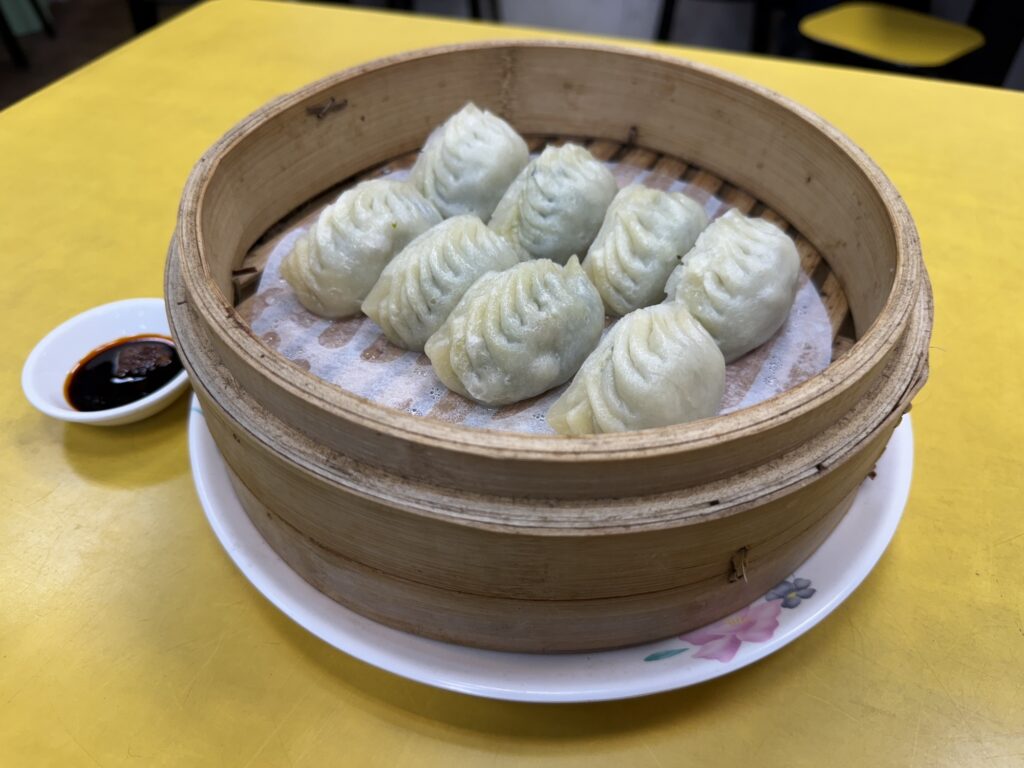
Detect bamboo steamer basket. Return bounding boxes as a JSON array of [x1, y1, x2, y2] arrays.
[[167, 41, 932, 652]]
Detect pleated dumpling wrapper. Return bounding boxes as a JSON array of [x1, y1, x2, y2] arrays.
[[425, 256, 604, 406], [583, 185, 709, 316], [281, 179, 441, 319], [489, 143, 617, 265], [362, 215, 522, 351], [665, 209, 800, 362], [547, 303, 725, 435], [409, 102, 530, 220]]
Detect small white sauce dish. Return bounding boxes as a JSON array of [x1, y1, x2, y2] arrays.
[[21, 298, 189, 426]]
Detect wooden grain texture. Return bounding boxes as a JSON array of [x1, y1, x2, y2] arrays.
[[170, 41, 928, 500], [165, 41, 933, 651], [167, 233, 930, 649], [233, 473, 864, 652]]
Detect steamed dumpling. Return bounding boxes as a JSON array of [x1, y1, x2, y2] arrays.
[[425, 256, 604, 406], [409, 103, 529, 220], [665, 209, 800, 362], [489, 143, 617, 265], [281, 179, 441, 318], [583, 185, 709, 316], [547, 304, 725, 435], [362, 215, 521, 351]]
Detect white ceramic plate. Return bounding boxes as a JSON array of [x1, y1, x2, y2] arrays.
[[22, 298, 189, 426], [189, 397, 913, 703]]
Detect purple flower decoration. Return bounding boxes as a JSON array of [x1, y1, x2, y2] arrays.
[[766, 577, 816, 608]]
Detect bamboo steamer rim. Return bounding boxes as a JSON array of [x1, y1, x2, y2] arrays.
[[170, 236, 931, 533], [176, 40, 922, 463]]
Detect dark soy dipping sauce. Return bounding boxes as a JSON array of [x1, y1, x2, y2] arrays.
[[65, 335, 182, 412]]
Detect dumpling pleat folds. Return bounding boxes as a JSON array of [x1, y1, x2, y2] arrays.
[[584, 184, 708, 316], [425, 256, 604, 406], [362, 215, 521, 351], [281, 179, 441, 319], [665, 208, 800, 362], [489, 143, 617, 265], [547, 303, 725, 435]]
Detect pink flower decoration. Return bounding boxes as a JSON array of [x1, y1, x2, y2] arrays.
[[681, 600, 783, 662]]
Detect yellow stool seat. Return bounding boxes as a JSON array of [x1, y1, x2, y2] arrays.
[[799, 2, 985, 68]]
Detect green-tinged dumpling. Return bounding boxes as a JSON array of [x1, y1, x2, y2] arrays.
[[425, 256, 604, 406], [547, 303, 725, 435], [489, 143, 617, 265], [584, 185, 708, 316], [362, 215, 521, 351], [409, 103, 529, 220], [665, 209, 800, 362], [281, 179, 441, 319]]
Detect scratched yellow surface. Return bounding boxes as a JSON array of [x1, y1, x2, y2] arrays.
[[1, 1, 1022, 765]]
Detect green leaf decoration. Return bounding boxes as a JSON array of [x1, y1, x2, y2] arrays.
[[644, 648, 688, 662]]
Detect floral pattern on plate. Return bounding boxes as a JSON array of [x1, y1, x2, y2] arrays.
[[766, 578, 816, 608], [644, 577, 816, 663]]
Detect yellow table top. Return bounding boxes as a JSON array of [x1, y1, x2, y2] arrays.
[[2, 1, 1022, 764]]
